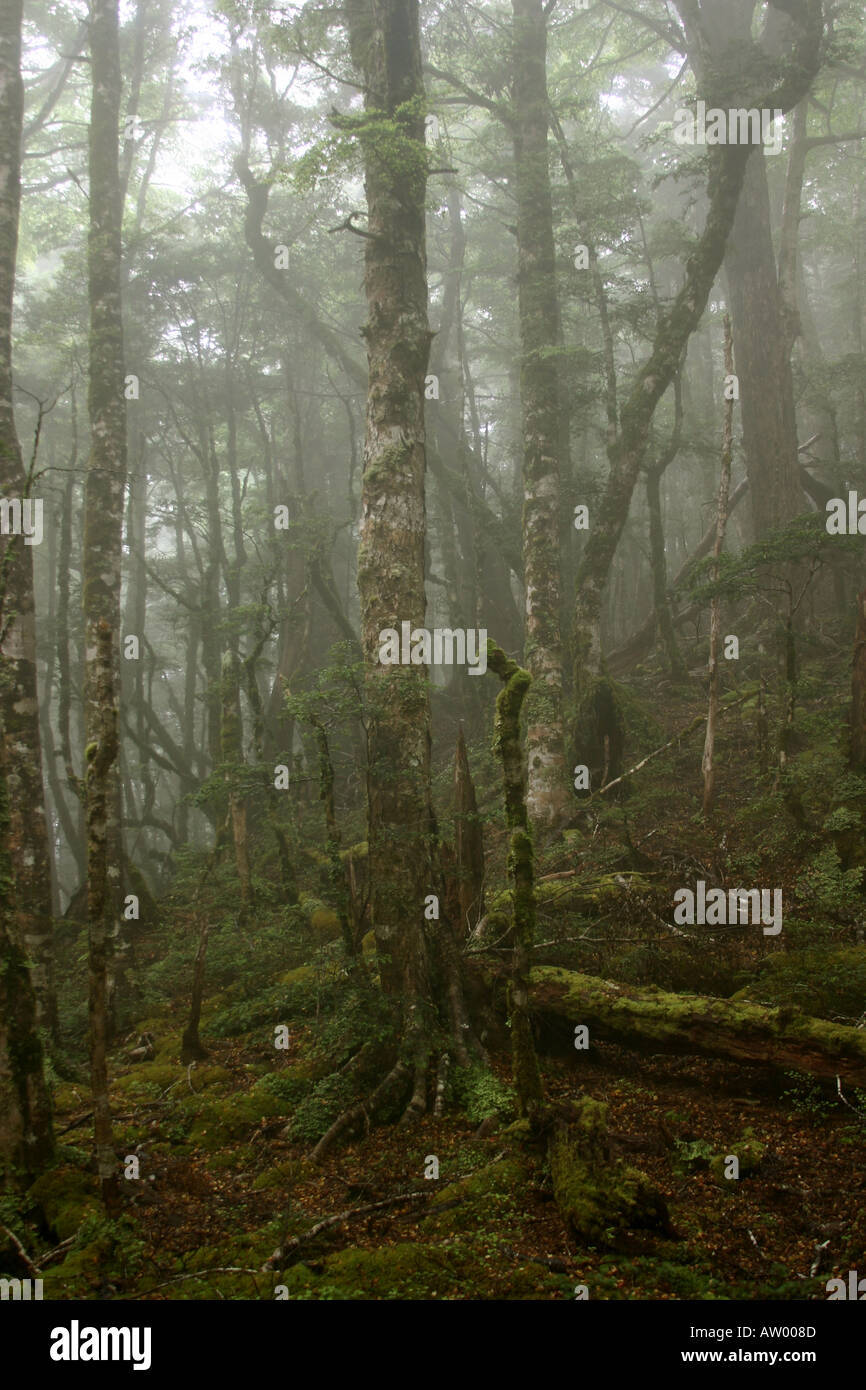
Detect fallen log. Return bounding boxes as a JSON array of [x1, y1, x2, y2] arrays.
[[530, 965, 866, 1087]]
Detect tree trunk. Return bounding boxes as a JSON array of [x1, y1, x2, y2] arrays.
[[489, 643, 543, 1117], [0, 0, 54, 1179], [725, 151, 802, 538], [645, 375, 687, 679], [220, 649, 253, 914], [850, 590, 866, 772], [530, 965, 866, 1089], [511, 0, 568, 831], [453, 725, 484, 935], [0, 0, 57, 1041], [83, 0, 128, 1214], [348, 0, 436, 1047], [702, 316, 735, 814], [180, 917, 210, 1064]]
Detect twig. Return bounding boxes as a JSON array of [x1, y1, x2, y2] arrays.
[[263, 1192, 430, 1272], [121, 1267, 264, 1300], [1, 1225, 42, 1278], [598, 687, 758, 796], [39, 1234, 77, 1267], [835, 1075, 860, 1113]]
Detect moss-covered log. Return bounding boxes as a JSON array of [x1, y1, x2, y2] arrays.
[[530, 965, 866, 1087]]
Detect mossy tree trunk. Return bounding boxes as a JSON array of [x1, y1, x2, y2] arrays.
[[0, 0, 57, 1043], [488, 642, 543, 1117], [453, 724, 484, 935], [346, 0, 475, 1118], [84, 0, 128, 1215], [510, 0, 568, 832], [850, 589, 866, 772], [0, 0, 54, 1180], [312, 717, 358, 962]]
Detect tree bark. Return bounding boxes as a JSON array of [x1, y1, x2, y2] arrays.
[[453, 724, 484, 935], [0, 0, 57, 1041], [0, 0, 54, 1181], [850, 589, 866, 772], [511, 0, 568, 831], [725, 151, 802, 538], [489, 642, 543, 1117], [84, 0, 128, 1214], [347, 0, 442, 1104]]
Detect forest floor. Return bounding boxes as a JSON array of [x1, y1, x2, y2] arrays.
[[9, 640, 866, 1300], [28, 1019, 866, 1300]]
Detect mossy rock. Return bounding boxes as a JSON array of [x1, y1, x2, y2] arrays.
[[27, 1167, 101, 1241], [42, 1236, 113, 1299], [189, 1064, 234, 1094], [113, 1062, 183, 1096], [186, 1085, 290, 1150], [421, 1157, 530, 1235], [51, 1082, 88, 1114], [709, 1130, 766, 1187], [549, 1098, 672, 1248], [298, 896, 340, 941]]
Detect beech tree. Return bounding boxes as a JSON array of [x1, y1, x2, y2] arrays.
[[83, 0, 127, 1212], [344, 0, 478, 1121]]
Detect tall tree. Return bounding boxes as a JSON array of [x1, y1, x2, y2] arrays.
[[0, 0, 54, 1182], [510, 0, 569, 830], [0, 0, 57, 1041], [346, 0, 474, 1117], [83, 0, 127, 1213]]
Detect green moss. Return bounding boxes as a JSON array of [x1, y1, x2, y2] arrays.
[[187, 1084, 290, 1150], [709, 1129, 766, 1186], [279, 965, 314, 986], [549, 1099, 671, 1248], [273, 1237, 553, 1300], [422, 1157, 530, 1236], [733, 947, 866, 1023], [42, 1237, 111, 1298], [252, 1159, 308, 1192], [27, 1167, 101, 1241], [113, 1062, 183, 1096]]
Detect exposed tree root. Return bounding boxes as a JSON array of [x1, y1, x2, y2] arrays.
[[309, 1059, 411, 1163]]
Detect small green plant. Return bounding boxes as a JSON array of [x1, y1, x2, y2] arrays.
[[781, 1072, 835, 1121], [449, 1065, 515, 1126], [673, 1138, 714, 1173]]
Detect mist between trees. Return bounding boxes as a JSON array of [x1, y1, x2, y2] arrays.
[[1, 0, 866, 1308]]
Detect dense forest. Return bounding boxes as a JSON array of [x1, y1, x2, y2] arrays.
[[1, 0, 866, 1314]]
